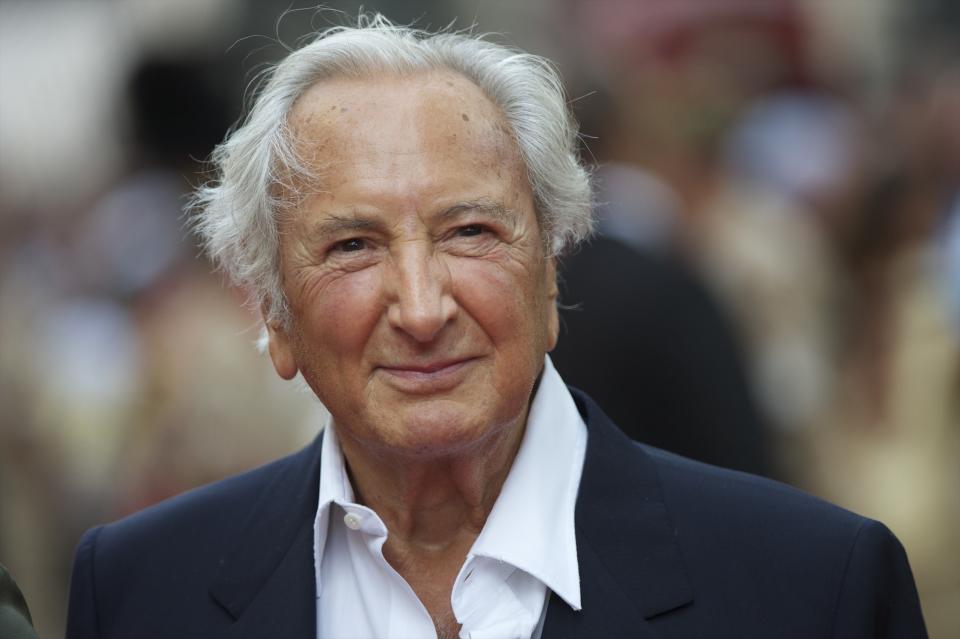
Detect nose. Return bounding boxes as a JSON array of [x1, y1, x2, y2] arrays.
[[386, 243, 457, 342]]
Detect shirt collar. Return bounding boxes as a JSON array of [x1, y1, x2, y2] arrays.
[[313, 355, 587, 610], [312, 411, 355, 598], [467, 355, 586, 611], [317, 412, 354, 508]]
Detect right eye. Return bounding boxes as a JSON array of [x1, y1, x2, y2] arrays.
[[336, 238, 367, 252]]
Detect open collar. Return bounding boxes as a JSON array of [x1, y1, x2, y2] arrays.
[[205, 386, 693, 638]]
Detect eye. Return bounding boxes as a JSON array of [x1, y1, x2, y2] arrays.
[[336, 238, 367, 252], [457, 224, 487, 237]]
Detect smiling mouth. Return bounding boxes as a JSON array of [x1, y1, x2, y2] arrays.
[[377, 358, 477, 393]]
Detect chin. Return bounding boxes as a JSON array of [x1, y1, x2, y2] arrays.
[[377, 399, 518, 459]]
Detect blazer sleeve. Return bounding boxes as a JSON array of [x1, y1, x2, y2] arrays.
[[66, 526, 104, 639], [831, 519, 928, 639]]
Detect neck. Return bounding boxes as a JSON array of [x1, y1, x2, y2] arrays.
[[334, 412, 528, 633], [336, 413, 526, 550]]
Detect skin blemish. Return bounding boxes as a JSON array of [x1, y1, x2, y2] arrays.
[[340, 107, 349, 113], [330, 105, 337, 111], [461, 113, 470, 122]]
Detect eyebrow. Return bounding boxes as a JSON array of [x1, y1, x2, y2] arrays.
[[306, 198, 515, 241], [305, 215, 382, 242], [439, 199, 514, 223]]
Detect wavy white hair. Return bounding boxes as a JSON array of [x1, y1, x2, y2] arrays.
[[190, 14, 593, 325]]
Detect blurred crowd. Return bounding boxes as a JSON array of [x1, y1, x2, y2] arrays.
[[0, 0, 957, 637], [556, 3, 960, 637]]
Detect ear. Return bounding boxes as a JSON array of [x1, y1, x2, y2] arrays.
[[263, 308, 298, 380], [544, 256, 560, 352]]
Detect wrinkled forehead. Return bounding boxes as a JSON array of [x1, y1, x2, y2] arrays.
[[285, 70, 525, 179]]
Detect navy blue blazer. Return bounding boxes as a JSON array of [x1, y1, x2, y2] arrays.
[[66, 390, 927, 638]]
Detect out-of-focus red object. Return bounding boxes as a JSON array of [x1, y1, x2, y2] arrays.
[[573, 0, 807, 80]]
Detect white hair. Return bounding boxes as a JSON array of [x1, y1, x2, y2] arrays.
[[190, 14, 593, 325]]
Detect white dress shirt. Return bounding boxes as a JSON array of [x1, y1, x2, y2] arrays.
[[313, 356, 588, 639]]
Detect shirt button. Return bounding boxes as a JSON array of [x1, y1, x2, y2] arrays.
[[343, 512, 362, 530]]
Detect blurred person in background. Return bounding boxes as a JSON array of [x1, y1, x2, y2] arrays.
[[563, 1, 959, 635], [564, 0, 836, 439], [551, 88, 774, 478], [64, 15, 926, 639], [560, 0, 847, 473], [799, 45, 960, 635], [0, 9, 323, 637]]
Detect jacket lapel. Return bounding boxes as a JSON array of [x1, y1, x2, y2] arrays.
[[542, 389, 693, 638], [210, 436, 323, 638]]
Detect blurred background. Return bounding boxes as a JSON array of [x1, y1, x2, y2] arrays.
[[0, 0, 957, 636]]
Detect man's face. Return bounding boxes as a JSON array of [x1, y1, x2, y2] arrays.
[[267, 72, 559, 458]]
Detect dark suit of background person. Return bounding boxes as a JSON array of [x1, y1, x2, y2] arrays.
[[65, 389, 926, 638], [552, 232, 774, 477], [0, 563, 39, 639]]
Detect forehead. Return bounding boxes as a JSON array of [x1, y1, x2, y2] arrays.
[[286, 71, 525, 189]]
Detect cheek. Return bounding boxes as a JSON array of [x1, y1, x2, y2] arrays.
[[294, 269, 384, 363], [452, 259, 551, 346]]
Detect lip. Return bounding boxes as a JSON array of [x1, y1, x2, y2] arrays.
[[376, 357, 477, 394]]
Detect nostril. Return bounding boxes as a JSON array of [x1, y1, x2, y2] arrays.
[[395, 302, 449, 342]]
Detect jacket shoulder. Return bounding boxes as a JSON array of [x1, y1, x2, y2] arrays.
[[98, 438, 321, 551], [642, 443, 866, 533], [67, 437, 323, 638], [637, 444, 926, 637]]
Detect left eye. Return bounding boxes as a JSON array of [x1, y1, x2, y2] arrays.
[[457, 225, 486, 237]]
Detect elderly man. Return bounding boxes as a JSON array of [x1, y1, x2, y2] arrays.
[[66, 17, 926, 639]]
